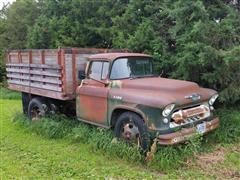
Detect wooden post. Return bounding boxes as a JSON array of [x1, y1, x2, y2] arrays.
[[41, 50, 45, 64], [60, 49, 66, 94], [29, 50, 32, 64], [72, 48, 77, 94]]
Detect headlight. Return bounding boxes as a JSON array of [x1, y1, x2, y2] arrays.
[[162, 104, 175, 117], [209, 94, 219, 106]]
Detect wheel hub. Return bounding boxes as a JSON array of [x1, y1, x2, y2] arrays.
[[31, 106, 43, 121], [121, 123, 140, 143]]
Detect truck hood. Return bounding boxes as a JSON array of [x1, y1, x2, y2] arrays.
[[110, 77, 217, 108], [122, 77, 200, 93]]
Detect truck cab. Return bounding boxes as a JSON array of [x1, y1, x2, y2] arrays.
[[76, 53, 219, 150]]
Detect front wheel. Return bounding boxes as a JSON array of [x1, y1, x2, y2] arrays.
[[28, 98, 49, 121], [114, 112, 150, 152]]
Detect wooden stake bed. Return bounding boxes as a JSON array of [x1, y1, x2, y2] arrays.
[[6, 48, 126, 100]]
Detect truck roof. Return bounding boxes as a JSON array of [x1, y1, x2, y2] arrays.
[[88, 53, 151, 61]]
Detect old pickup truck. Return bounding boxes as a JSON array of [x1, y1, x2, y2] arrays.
[[6, 48, 219, 151]]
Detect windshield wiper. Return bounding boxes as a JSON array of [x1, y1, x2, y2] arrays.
[[144, 74, 159, 77], [129, 75, 142, 80], [129, 74, 158, 80]]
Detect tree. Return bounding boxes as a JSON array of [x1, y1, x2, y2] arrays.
[[0, 0, 239, 104], [0, 0, 40, 83], [27, 0, 128, 48], [0, 0, 40, 49], [169, 0, 240, 104]]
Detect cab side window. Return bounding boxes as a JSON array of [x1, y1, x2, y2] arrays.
[[88, 61, 109, 80]]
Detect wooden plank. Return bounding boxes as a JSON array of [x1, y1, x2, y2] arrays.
[[45, 51, 58, 65], [6, 68, 61, 77], [6, 63, 61, 69], [8, 84, 73, 100], [8, 80, 62, 92], [7, 74, 62, 84], [64, 53, 73, 94]]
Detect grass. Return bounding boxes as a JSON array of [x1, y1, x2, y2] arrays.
[[0, 93, 240, 179], [0, 87, 21, 99], [0, 100, 159, 179]]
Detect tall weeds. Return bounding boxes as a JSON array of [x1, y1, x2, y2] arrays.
[[12, 107, 240, 172]]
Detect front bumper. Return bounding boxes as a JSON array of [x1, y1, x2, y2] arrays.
[[157, 117, 219, 145]]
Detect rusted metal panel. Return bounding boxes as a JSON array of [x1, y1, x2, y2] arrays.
[[76, 79, 108, 125], [89, 52, 150, 61], [60, 49, 67, 95], [72, 49, 77, 94], [157, 117, 219, 145]]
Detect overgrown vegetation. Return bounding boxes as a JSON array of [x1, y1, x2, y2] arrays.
[[0, 100, 160, 179], [0, 88, 239, 172], [0, 87, 21, 99], [10, 106, 240, 172], [0, 0, 240, 104], [207, 107, 240, 144], [13, 114, 143, 163]]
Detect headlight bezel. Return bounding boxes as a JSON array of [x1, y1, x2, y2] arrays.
[[209, 94, 219, 106], [162, 103, 175, 117]]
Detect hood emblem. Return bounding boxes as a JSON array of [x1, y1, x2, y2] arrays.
[[185, 93, 201, 101]]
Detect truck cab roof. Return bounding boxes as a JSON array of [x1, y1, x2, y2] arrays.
[[88, 53, 151, 61]]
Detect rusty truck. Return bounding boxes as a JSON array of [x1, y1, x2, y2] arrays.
[[6, 48, 219, 150]]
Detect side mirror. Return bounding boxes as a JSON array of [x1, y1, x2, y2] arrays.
[[78, 70, 86, 80]]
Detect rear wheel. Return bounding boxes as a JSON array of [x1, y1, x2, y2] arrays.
[[28, 98, 49, 121], [114, 112, 150, 152]]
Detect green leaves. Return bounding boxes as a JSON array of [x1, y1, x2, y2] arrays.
[[0, 0, 239, 104], [0, 0, 40, 49], [168, 0, 240, 104]]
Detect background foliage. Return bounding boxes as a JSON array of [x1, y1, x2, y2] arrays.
[[0, 0, 239, 104]]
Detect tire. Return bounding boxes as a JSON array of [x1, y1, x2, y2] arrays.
[[114, 112, 150, 152], [28, 97, 49, 120], [22, 92, 30, 114]]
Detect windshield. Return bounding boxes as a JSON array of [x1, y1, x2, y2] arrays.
[[110, 57, 156, 80]]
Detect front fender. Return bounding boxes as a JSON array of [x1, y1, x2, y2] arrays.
[[110, 104, 148, 123], [108, 97, 167, 132]]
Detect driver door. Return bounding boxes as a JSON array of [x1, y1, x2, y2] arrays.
[[77, 61, 109, 126]]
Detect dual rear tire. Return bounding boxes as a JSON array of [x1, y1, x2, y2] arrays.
[[22, 93, 57, 121], [28, 98, 49, 121]]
